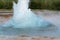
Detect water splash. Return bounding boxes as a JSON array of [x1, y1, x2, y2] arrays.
[[2, 0, 53, 28]]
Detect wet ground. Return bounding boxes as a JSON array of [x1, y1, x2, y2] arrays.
[[0, 10, 60, 38]]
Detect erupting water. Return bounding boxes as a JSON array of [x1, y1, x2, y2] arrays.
[[2, 0, 53, 28]]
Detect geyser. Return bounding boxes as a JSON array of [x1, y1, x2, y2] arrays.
[[2, 0, 53, 28]]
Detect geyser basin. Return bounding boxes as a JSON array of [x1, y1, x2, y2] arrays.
[[2, 0, 54, 28], [0, 10, 60, 37]]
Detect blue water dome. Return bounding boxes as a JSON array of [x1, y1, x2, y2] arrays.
[[2, 0, 54, 28]]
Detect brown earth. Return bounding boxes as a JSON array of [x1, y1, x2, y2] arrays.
[[0, 35, 59, 40]]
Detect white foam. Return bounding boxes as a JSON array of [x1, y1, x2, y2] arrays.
[[3, 0, 53, 28]]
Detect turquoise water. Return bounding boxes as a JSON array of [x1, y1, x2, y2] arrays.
[[0, 12, 60, 37], [0, 25, 60, 37], [0, 11, 60, 37]]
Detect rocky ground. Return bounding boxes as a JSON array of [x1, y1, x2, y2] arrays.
[[0, 35, 60, 40]]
